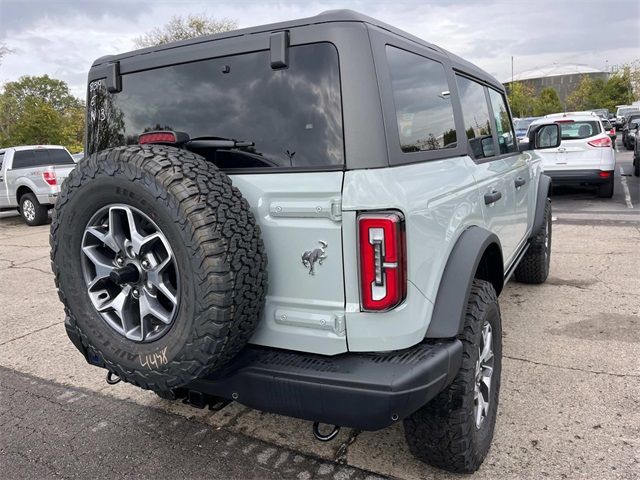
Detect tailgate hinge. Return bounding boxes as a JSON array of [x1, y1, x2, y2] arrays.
[[330, 199, 342, 222]]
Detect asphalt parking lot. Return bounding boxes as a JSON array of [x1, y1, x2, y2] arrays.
[[1, 143, 639, 479]]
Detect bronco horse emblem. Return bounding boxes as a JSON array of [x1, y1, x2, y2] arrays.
[[301, 241, 328, 275]]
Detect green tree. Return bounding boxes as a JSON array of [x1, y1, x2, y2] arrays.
[[566, 75, 600, 111], [601, 68, 636, 111], [11, 98, 65, 145], [2, 74, 82, 112], [534, 87, 563, 116], [0, 75, 85, 151], [134, 14, 238, 48], [507, 82, 537, 117]]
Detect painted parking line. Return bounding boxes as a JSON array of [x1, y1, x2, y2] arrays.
[[618, 166, 634, 209]]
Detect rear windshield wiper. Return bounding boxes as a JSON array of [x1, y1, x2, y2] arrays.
[[182, 135, 279, 168]]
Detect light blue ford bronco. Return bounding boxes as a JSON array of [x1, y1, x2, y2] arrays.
[[51, 10, 561, 473]]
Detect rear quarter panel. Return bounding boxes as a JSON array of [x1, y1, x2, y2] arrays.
[[342, 156, 485, 351]]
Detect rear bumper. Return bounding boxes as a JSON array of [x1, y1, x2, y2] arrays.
[[65, 317, 462, 431], [188, 340, 463, 430], [545, 169, 613, 185], [36, 192, 59, 205]]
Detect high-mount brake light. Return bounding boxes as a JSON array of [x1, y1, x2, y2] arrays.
[[138, 131, 179, 145], [358, 211, 406, 311], [42, 170, 57, 186], [588, 137, 611, 148]]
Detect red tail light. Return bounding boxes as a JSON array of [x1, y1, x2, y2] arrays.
[[609, 128, 615, 135], [598, 171, 612, 178], [139, 131, 179, 144], [588, 137, 611, 148], [42, 170, 57, 186], [358, 211, 406, 311]]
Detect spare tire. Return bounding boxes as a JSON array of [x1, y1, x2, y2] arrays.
[[50, 145, 267, 392]]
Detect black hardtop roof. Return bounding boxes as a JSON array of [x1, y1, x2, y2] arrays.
[[92, 9, 502, 89]]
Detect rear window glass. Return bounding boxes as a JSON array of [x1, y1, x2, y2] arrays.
[[558, 121, 600, 140], [515, 118, 535, 131], [487, 89, 517, 154], [456, 75, 495, 160], [87, 43, 344, 169], [617, 108, 639, 117], [386, 46, 457, 152], [12, 149, 73, 168]]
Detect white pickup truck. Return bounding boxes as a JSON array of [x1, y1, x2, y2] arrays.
[[0, 145, 76, 225]]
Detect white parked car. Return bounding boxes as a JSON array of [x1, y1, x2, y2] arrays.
[[527, 114, 615, 197]]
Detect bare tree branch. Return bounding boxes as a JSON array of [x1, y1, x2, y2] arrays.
[[134, 14, 238, 48], [0, 43, 13, 65]]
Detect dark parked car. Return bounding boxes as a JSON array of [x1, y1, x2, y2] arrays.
[[514, 116, 540, 141], [622, 114, 640, 150], [601, 119, 617, 145], [633, 123, 640, 176]]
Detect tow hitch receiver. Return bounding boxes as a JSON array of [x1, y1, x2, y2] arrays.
[[181, 390, 230, 412]]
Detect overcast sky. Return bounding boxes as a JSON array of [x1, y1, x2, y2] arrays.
[[1, 0, 639, 99]]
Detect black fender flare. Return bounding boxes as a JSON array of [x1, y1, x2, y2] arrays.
[[531, 174, 551, 237], [425, 226, 503, 338]]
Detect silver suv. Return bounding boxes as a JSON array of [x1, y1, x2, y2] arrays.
[[0, 145, 75, 225], [51, 10, 560, 473]]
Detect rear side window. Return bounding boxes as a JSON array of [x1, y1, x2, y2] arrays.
[[456, 76, 495, 160], [487, 89, 517, 155], [386, 46, 457, 152], [559, 121, 600, 140], [47, 149, 75, 165], [87, 43, 344, 169], [12, 149, 73, 168]]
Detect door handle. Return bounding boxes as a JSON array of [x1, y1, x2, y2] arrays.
[[514, 177, 526, 188], [557, 147, 566, 153], [484, 190, 502, 205]]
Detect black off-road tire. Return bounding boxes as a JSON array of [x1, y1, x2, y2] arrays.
[[597, 179, 614, 198], [20, 192, 49, 226], [514, 198, 551, 284], [50, 145, 267, 392], [403, 280, 502, 473], [633, 156, 639, 177]]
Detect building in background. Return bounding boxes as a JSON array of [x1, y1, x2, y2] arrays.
[[504, 63, 609, 105]]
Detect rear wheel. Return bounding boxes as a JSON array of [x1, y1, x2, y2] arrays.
[[634, 156, 639, 177], [403, 280, 502, 473], [20, 193, 48, 226], [597, 179, 614, 198], [515, 198, 551, 284]]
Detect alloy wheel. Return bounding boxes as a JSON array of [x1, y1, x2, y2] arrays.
[[474, 321, 494, 429], [22, 199, 36, 222], [80, 204, 179, 342]]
